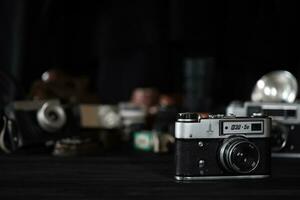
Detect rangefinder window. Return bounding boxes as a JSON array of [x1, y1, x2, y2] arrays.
[[221, 121, 264, 135], [262, 109, 297, 118], [247, 106, 262, 116], [262, 109, 284, 117]]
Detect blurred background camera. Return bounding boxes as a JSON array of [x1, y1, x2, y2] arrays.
[[1, 100, 80, 153], [227, 70, 300, 158]]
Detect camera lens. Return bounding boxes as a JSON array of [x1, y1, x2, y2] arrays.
[[219, 137, 260, 174], [37, 102, 67, 133], [271, 121, 288, 152]]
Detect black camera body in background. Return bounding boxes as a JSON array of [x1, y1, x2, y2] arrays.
[[2, 100, 80, 152], [175, 113, 271, 180], [271, 122, 300, 156]]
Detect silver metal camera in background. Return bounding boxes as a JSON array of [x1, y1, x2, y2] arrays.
[[227, 101, 300, 157], [227, 70, 300, 158]]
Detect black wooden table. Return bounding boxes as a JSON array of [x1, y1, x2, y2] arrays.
[[0, 153, 300, 199]]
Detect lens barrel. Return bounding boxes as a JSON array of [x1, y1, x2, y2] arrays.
[[271, 121, 288, 152], [37, 102, 66, 133], [219, 137, 260, 174]]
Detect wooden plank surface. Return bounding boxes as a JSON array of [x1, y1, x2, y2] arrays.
[[0, 154, 300, 199]]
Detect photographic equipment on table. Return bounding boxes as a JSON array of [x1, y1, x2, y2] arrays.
[[119, 102, 146, 135], [0, 100, 80, 153], [175, 113, 271, 181], [0, 101, 145, 153], [122, 103, 176, 153], [79, 104, 122, 129], [1, 69, 149, 154], [227, 70, 300, 158], [78, 104, 124, 152], [133, 130, 174, 153], [0, 85, 181, 154], [227, 101, 300, 157], [132, 96, 179, 153], [251, 71, 297, 103]]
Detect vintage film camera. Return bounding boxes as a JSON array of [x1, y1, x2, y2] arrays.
[[175, 113, 271, 181], [227, 70, 300, 157], [0, 100, 144, 153], [227, 101, 300, 157], [0, 100, 80, 153]]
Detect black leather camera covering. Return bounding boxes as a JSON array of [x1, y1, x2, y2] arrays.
[[6, 104, 80, 147], [175, 138, 271, 177]]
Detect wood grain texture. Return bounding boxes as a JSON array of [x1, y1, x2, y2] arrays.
[[0, 154, 300, 199]]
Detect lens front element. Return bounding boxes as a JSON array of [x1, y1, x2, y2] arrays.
[[220, 137, 260, 174], [37, 102, 67, 133]]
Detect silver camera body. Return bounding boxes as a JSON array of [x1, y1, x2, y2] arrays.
[[175, 113, 271, 181], [227, 101, 300, 157]]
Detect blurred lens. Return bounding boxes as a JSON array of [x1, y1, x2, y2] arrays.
[[37, 102, 66, 133], [271, 121, 288, 152]]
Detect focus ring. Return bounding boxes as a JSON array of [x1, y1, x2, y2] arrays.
[[220, 137, 260, 174]]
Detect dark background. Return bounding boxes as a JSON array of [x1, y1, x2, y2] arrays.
[[2, 2, 300, 199], [0, 0, 300, 107]]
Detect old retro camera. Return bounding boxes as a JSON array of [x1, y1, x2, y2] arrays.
[[0, 100, 79, 152], [175, 113, 271, 181], [227, 101, 300, 157], [226, 70, 300, 157]]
